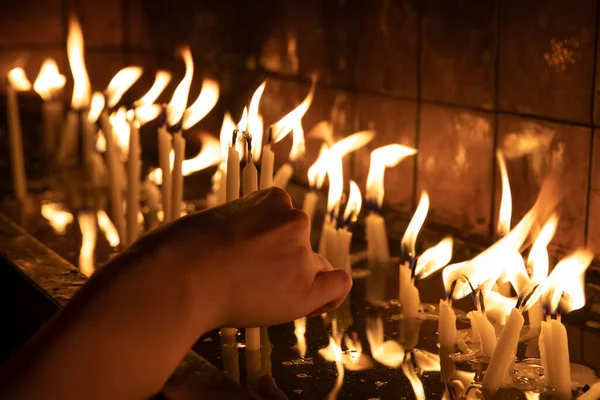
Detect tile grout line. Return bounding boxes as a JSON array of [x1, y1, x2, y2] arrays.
[[584, 0, 600, 247], [412, 0, 423, 211], [489, 0, 501, 237]]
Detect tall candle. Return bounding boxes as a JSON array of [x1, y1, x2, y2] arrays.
[[365, 212, 390, 266], [528, 299, 544, 333], [57, 110, 79, 166], [273, 163, 294, 189], [477, 312, 497, 358], [126, 119, 141, 246], [399, 264, 420, 319], [220, 334, 240, 384], [99, 110, 126, 243], [482, 308, 524, 398], [42, 101, 64, 158], [549, 319, 571, 399], [141, 179, 161, 232], [467, 311, 481, 344], [246, 349, 261, 390], [6, 84, 27, 200], [438, 299, 457, 349], [333, 228, 352, 273], [158, 126, 172, 223], [539, 321, 554, 386], [260, 144, 274, 189], [171, 132, 185, 221]]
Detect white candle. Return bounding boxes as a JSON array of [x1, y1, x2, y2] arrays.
[[99, 110, 126, 243], [126, 119, 141, 246], [42, 100, 64, 157], [261, 327, 272, 375], [226, 147, 240, 202], [482, 308, 524, 398], [302, 190, 319, 228], [399, 264, 420, 319], [467, 311, 481, 344], [57, 110, 79, 166], [260, 144, 274, 189], [579, 380, 600, 400], [220, 334, 240, 383], [88, 151, 107, 209], [539, 321, 554, 386], [245, 349, 261, 390], [334, 227, 352, 273], [242, 160, 258, 196], [477, 312, 497, 358], [158, 126, 172, 223], [6, 84, 27, 200], [141, 179, 161, 231], [273, 162, 294, 189], [549, 319, 571, 399], [318, 217, 337, 261], [438, 300, 457, 349], [81, 112, 96, 168], [365, 212, 390, 266], [528, 299, 544, 333], [171, 132, 185, 220]]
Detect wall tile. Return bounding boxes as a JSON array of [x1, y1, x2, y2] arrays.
[[418, 104, 494, 235], [0, 0, 63, 47], [70, 0, 123, 47], [353, 95, 417, 213], [587, 129, 600, 254], [421, 0, 495, 109], [495, 115, 590, 255], [498, 0, 596, 124]]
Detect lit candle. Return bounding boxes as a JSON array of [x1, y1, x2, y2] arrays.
[[273, 120, 305, 190], [158, 125, 172, 222], [318, 157, 343, 261], [332, 181, 362, 274], [438, 299, 457, 349], [126, 117, 141, 246], [260, 132, 275, 190], [5, 68, 31, 201], [482, 308, 524, 398], [33, 59, 66, 160], [170, 131, 185, 220], [399, 265, 420, 319], [302, 143, 329, 229], [220, 334, 240, 384], [476, 311, 497, 358], [549, 319, 571, 399]]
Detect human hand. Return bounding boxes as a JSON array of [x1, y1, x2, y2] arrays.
[[138, 187, 352, 333]]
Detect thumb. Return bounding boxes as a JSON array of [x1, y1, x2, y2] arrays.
[[307, 270, 352, 316]]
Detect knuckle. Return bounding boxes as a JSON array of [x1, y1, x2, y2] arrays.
[[266, 187, 293, 208]]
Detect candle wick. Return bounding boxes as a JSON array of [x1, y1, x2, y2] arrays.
[[267, 125, 273, 144], [232, 129, 239, 146]]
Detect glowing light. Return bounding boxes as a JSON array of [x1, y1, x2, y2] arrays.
[[166, 46, 194, 127], [136, 70, 171, 106], [33, 59, 66, 100], [497, 150, 512, 236], [401, 353, 425, 400], [342, 181, 362, 225], [248, 81, 266, 161], [365, 316, 405, 368], [270, 76, 316, 144], [41, 203, 73, 235], [182, 78, 220, 130], [289, 120, 305, 161], [401, 191, 429, 260], [109, 107, 130, 157], [527, 214, 558, 284], [67, 15, 91, 108], [7, 68, 32, 91], [307, 144, 330, 189], [306, 121, 334, 146], [414, 237, 453, 279], [88, 92, 105, 123], [105, 66, 142, 109], [294, 317, 307, 358], [133, 104, 162, 125], [97, 210, 120, 247], [78, 212, 97, 277], [366, 144, 417, 208], [219, 112, 244, 166]]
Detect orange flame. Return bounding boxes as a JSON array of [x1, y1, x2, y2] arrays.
[[88, 92, 105, 123], [527, 214, 558, 284], [135, 70, 172, 106], [132, 104, 162, 125], [109, 107, 130, 157], [497, 150, 512, 236], [67, 15, 91, 108], [342, 181, 362, 225], [182, 78, 220, 130], [414, 237, 453, 279], [105, 66, 143, 109], [307, 120, 335, 146], [307, 144, 330, 189], [365, 316, 405, 368], [401, 191, 429, 260], [294, 317, 307, 358], [326, 157, 344, 215], [166, 46, 194, 127], [7, 68, 32, 91], [33, 58, 66, 100], [366, 144, 417, 208], [78, 212, 97, 277], [248, 81, 266, 161], [41, 203, 73, 235], [401, 353, 425, 400], [97, 210, 120, 247], [270, 76, 316, 144], [289, 120, 305, 161]]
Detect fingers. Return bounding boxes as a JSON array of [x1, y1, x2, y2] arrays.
[[307, 270, 352, 316]]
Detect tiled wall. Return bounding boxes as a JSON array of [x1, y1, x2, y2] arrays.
[[3, 0, 600, 258]]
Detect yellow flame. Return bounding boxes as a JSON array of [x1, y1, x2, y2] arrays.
[[497, 150, 512, 236], [412, 349, 441, 372], [88, 92, 105, 123], [7, 67, 32, 91], [270, 76, 316, 144], [294, 317, 307, 358], [96, 130, 106, 153], [220, 112, 237, 161], [414, 237, 453, 279], [41, 203, 73, 235], [328, 131, 374, 159], [109, 107, 130, 156], [182, 78, 220, 130], [527, 214, 558, 284], [166, 46, 194, 127], [307, 120, 335, 146], [326, 157, 344, 215], [307, 144, 330, 189], [105, 66, 143, 109], [133, 104, 162, 125], [136, 70, 172, 106], [33, 58, 66, 100], [97, 210, 120, 247], [78, 212, 97, 277], [366, 144, 417, 208], [67, 15, 91, 108], [342, 181, 362, 224], [401, 353, 425, 400], [365, 317, 405, 368], [237, 107, 249, 132], [401, 191, 429, 260], [541, 249, 593, 314], [248, 81, 266, 161], [341, 334, 373, 371], [289, 120, 305, 161]]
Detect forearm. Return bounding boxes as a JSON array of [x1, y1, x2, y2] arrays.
[[0, 247, 217, 400]]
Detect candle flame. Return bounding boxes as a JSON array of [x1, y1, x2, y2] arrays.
[[97, 210, 120, 247], [540, 249, 593, 314], [366, 144, 417, 208], [527, 214, 558, 284], [78, 212, 97, 277], [401, 191, 429, 260], [88, 92, 105, 123], [182, 78, 220, 130], [249, 81, 266, 161], [96, 130, 106, 153], [136, 70, 172, 106], [414, 237, 453, 279], [294, 317, 307, 358], [105, 66, 143, 109], [307, 144, 330, 189], [41, 203, 73, 235], [109, 107, 130, 157], [342, 181, 362, 225], [328, 131, 375, 159], [67, 15, 91, 108], [270, 76, 316, 144], [238, 107, 249, 132], [7, 68, 32, 91], [33, 58, 66, 100], [401, 353, 425, 400], [219, 112, 244, 166], [289, 120, 305, 161], [365, 316, 405, 368], [166, 46, 194, 127], [497, 150, 512, 236], [132, 104, 162, 125], [342, 334, 373, 371], [307, 120, 335, 145], [326, 157, 344, 215]]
